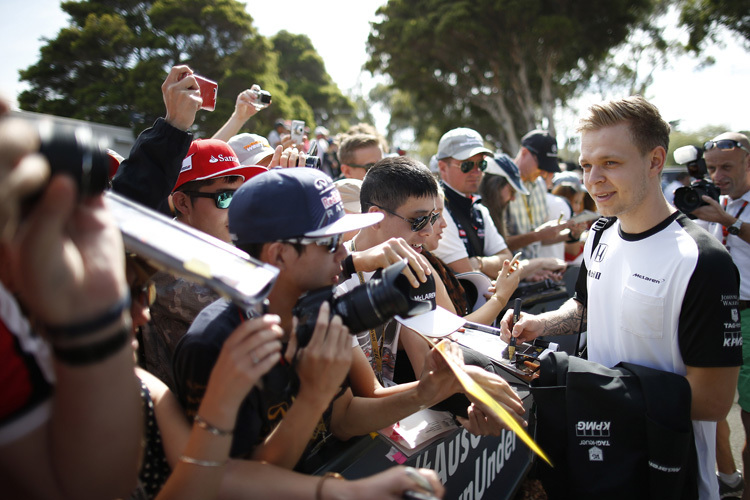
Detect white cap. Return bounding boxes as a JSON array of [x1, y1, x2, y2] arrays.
[[228, 133, 275, 166]]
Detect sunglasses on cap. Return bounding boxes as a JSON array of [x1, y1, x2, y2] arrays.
[[453, 159, 488, 173], [704, 140, 750, 155], [371, 203, 439, 232], [182, 189, 235, 209], [282, 233, 343, 254]]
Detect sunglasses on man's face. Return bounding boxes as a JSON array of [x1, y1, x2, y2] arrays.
[[455, 159, 488, 173], [371, 203, 439, 232], [182, 190, 235, 209], [283, 233, 343, 254], [704, 140, 750, 155], [347, 162, 376, 171]]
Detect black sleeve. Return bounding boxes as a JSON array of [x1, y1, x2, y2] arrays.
[[573, 259, 588, 305], [171, 301, 235, 417], [678, 228, 742, 367], [171, 333, 219, 419], [111, 118, 192, 214]]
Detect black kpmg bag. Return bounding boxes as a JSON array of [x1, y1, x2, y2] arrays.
[[530, 352, 698, 500]]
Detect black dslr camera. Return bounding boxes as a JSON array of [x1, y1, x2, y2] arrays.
[[20, 119, 111, 213], [292, 260, 431, 347], [672, 145, 720, 215]]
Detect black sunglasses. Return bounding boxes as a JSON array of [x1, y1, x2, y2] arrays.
[[371, 203, 439, 232], [455, 159, 488, 173], [704, 140, 750, 154], [347, 162, 376, 171], [182, 190, 235, 209], [282, 233, 343, 254]]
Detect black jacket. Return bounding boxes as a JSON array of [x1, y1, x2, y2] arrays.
[[111, 118, 192, 214]]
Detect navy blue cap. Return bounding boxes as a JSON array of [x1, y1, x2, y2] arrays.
[[485, 153, 530, 195], [229, 168, 382, 245], [521, 130, 560, 173]]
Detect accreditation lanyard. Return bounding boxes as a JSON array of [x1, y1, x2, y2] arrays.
[[722, 199, 748, 247]]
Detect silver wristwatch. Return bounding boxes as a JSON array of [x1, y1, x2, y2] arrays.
[[728, 219, 743, 235]]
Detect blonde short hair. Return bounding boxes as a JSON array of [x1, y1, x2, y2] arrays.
[[577, 95, 670, 155]]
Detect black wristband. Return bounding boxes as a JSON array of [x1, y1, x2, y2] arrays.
[[342, 254, 356, 277], [45, 296, 130, 340], [566, 234, 579, 243], [52, 326, 130, 365]]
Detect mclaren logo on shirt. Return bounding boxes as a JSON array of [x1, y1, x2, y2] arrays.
[[632, 273, 665, 285], [593, 243, 608, 262]]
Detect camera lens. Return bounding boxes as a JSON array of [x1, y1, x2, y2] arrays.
[[37, 120, 111, 196], [293, 260, 414, 347], [675, 187, 700, 212], [333, 276, 410, 333]]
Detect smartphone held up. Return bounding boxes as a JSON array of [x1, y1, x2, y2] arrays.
[[192, 75, 218, 111]]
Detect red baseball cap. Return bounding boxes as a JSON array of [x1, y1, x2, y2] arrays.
[[173, 139, 267, 192]]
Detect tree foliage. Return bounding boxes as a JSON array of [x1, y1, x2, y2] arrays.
[[679, 0, 750, 51], [580, 1, 683, 101], [271, 31, 355, 132], [366, 0, 660, 152], [18, 0, 350, 138]]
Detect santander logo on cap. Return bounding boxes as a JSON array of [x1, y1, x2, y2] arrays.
[[209, 154, 239, 164]]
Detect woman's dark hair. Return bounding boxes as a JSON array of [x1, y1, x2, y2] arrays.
[[478, 173, 510, 238]]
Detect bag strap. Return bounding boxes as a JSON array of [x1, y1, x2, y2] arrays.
[[443, 196, 484, 257], [588, 216, 617, 258], [573, 217, 616, 358]]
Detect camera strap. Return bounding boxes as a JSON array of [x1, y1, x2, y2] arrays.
[[721, 199, 747, 246], [350, 240, 385, 382], [355, 270, 386, 383]]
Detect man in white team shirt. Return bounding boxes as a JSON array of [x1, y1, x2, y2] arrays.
[[500, 96, 742, 500]]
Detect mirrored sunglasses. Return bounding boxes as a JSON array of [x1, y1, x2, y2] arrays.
[[457, 159, 488, 173], [182, 190, 235, 209], [704, 140, 750, 155]]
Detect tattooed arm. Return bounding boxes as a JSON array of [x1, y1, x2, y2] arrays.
[[498, 297, 585, 344]]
